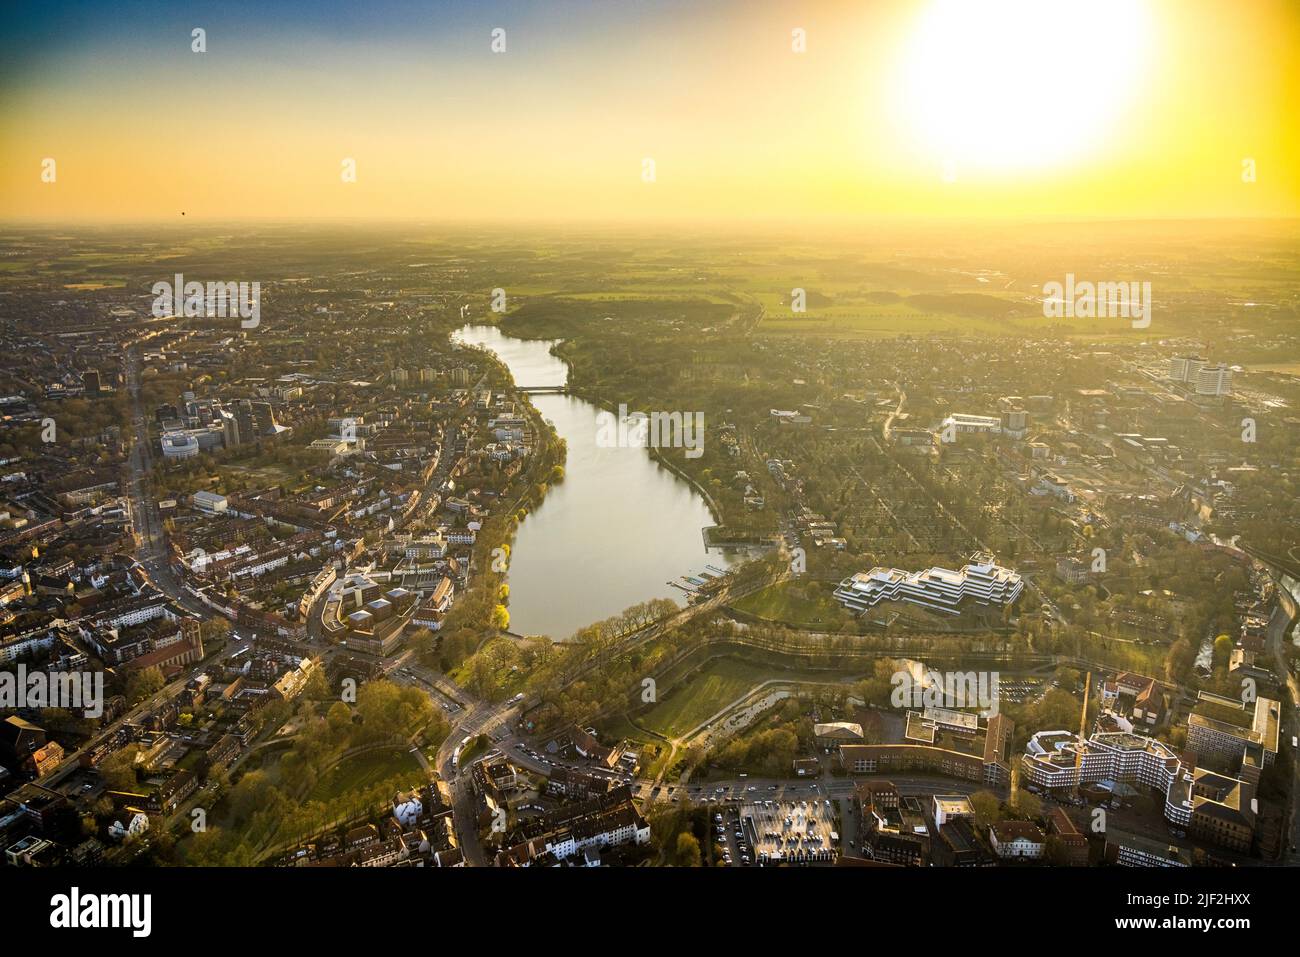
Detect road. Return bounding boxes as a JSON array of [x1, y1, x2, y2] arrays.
[[1264, 595, 1300, 863], [122, 348, 209, 617], [880, 383, 906, 442], [33, 349, 257, 791], [430, 694, 521, 867]]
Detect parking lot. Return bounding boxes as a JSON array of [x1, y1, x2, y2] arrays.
[[712, 806, 749, 866], [712, 797, 840, 866], [998, 677, 1047, 705]]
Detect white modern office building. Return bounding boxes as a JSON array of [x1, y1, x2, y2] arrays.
[[191, 490, 228, 514], [160, 430, 200, 460], [1019, 729, 1260, 845], [1022, 730, 1192, 827], [1195, 363, 1233, 396], [833, 560, 1023, 617], [1168, 355, 1207, 382], [943, 413, 1002, 435]]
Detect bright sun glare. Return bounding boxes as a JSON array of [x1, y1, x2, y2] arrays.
[[898, 0, 1154, 176]]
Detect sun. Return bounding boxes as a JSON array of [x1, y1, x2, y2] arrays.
[[895, 0, 1155, 176]]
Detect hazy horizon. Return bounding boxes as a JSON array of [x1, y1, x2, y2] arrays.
[[4, 0, 1298, 223], [3, 215, 1298, 230]]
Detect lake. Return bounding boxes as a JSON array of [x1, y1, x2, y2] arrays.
[[454, 324, 732, 639]]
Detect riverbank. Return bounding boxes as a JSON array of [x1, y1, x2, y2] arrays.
[[435, 328, 566, 646]]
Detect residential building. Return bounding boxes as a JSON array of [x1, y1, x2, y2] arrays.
[[990, 821, 1046, 860]]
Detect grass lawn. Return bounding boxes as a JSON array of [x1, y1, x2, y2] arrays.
[[638, 653, 866, 741], [595, 714, 662, 747], [730, 579, 854, 630], [308, 748, 420, 803], [458, 734, 491, 766], [638, 658, 783, 739]]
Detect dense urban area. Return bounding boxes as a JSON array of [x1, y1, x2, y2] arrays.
[[0, 222, 1297, 871]]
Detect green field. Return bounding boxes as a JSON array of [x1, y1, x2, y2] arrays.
[[638, 656, 862, 740], [595, 713, 663, 747], [308, 747, 420, 802], [637, 658, 777, 738], [730, 579, 854, 629], [636, 655, 858, 740]]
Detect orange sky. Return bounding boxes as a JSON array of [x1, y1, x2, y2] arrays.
[[2, 0, 1297, 223]]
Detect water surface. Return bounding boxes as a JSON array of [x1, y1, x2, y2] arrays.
[[455, 324, 730, 639]]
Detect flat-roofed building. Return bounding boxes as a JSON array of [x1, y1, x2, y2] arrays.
[[834, 560, 1023, 617], [932, 794, 973, 827], [1056, 556, 1090, 584], [365, 597, 394, 622], [841, 712, 1014, 788], [1169, 355, 1207, 382], [191, 490, 228, 514], [1021, 727, 1262, 852], [892, 428, 935, 453], [1187, 692, 1279, 768], [1195, 363, 1233, 396], [943, 413, 1001, 435]]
